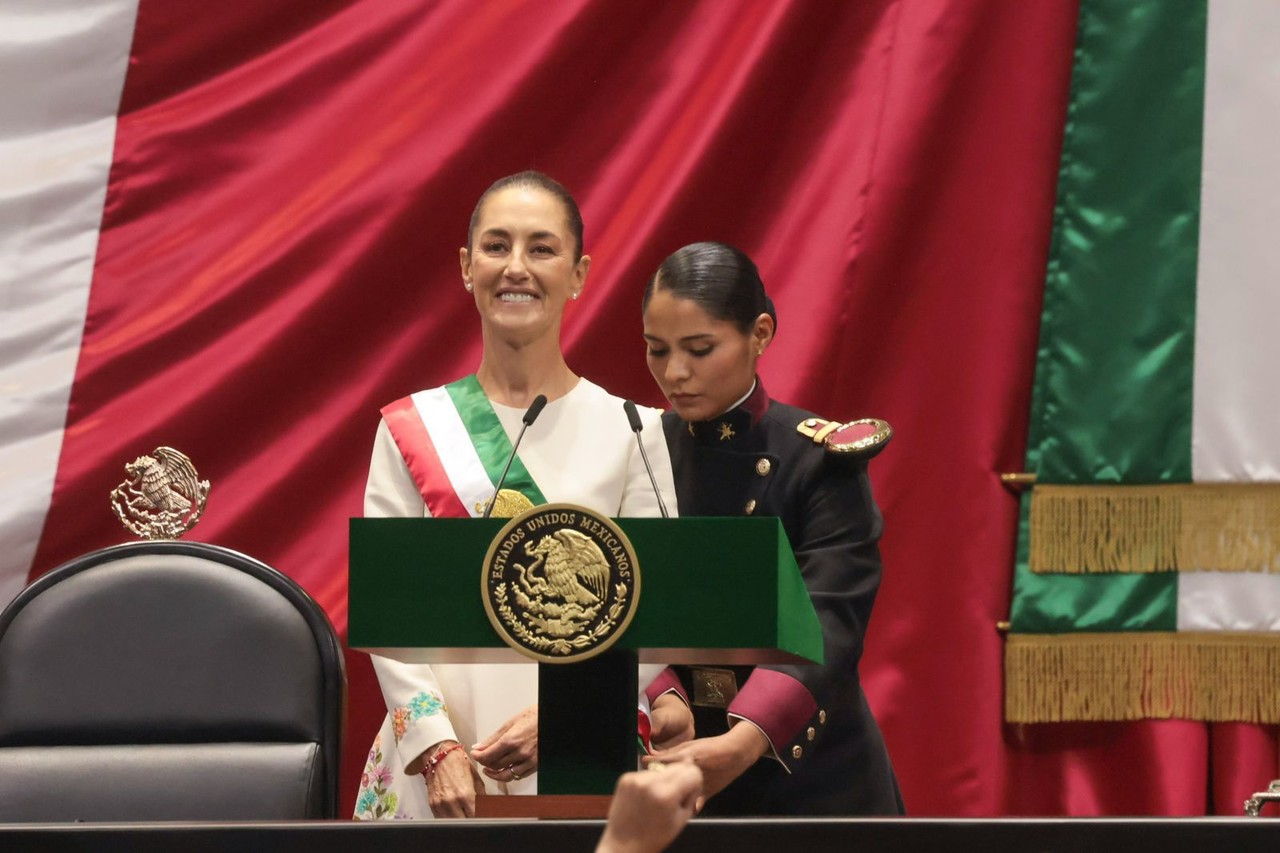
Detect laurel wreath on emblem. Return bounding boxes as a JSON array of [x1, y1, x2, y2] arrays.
[[482, 504, 640, 662], [495, 581, 628, 656], [109, 447, 210, 541]]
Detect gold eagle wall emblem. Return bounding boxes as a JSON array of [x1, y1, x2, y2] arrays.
[[482, 504, 640, 663], [110, 446, 210, 540]]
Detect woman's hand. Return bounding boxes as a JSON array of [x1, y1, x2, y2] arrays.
[[470, 704, 538, 783], [643, 720, 769, 808], [423, 741, 481, 818], [648, 693, 694, 751]]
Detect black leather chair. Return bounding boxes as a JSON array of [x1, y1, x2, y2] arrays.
[[0, 541, 345, 821]]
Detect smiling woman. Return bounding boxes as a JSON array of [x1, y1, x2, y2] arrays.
[[354, 172, 677, 821], [461, 175, 590, 371]]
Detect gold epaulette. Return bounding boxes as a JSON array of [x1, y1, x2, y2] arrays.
[[796, 417, 893, 459]]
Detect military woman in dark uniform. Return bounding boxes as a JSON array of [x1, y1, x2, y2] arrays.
[[640, 241, 903, 816]]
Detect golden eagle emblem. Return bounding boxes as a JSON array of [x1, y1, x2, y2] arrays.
[[482, 504, 640, 663], [474, 488, 535, 518], [109, 446, 210, 540]]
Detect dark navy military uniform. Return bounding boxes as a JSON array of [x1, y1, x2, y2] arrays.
[[658, 381, 903, 816]]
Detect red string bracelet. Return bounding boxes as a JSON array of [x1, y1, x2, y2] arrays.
[[424, 743, 465, 778]]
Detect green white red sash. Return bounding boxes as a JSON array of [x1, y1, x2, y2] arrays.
[[381, 375, 547, 518]]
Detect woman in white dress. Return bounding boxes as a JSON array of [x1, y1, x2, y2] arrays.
[[354, 171, 677, 820]]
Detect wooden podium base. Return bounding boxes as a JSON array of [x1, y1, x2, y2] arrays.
[[474, 794, 613, 819]]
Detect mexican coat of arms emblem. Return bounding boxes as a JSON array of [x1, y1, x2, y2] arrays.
[[109, 446, 210, 540], [481, 503, 640, 663]]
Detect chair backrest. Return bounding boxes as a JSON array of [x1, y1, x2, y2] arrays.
[[0, 541, 346, 821]]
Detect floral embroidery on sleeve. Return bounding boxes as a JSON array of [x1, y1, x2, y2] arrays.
[[392, 707, 410, 741], [391, 690, 447, 744], [353, 734, 405, 820]]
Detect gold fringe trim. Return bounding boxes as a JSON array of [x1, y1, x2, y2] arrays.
[[1005, 632, 1280, 723], [1029, 483, 1280, 573]]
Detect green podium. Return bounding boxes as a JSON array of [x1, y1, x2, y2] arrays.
[[348, 516, 822, 798]]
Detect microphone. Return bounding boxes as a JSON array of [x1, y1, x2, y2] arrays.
[[623, 400, 670, 519], [482, 394, 547, 519]]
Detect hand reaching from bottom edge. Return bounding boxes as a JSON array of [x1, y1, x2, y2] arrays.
[[597, 760, 704, 853]]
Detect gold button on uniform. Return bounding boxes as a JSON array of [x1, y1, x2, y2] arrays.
[[818, 709, 827, 724], [744, 499, 757, 515], [791, 745, 803, 759], [755, 458, 772, 476], [806, 727, 816, 741]]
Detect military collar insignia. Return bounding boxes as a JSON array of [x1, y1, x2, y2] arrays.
[[688, 408, 750, 445], [685, 378, 771, 446]]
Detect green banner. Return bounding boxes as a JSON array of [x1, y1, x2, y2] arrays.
[[1010, 0, 1206, 635]]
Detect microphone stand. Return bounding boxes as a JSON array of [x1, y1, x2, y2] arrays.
[[482, 394, 547, 519], [623, 400, 670, 519]]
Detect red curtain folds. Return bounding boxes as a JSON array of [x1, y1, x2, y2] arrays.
[[32, 0, 1272, 816]]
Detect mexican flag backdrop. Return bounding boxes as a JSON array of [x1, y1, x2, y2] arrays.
[[1007, 0, 1280, 723], [4, 0, 1277, 816]]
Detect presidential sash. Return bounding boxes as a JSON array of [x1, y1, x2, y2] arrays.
[[381, 375, 547, 518]]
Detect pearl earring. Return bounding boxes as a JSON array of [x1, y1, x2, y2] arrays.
[[465, 281, 473, 292]]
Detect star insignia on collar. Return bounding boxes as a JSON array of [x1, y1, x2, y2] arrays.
[[717, 422, 735, 441]]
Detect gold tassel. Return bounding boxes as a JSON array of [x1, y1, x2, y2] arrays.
[[1004, 632, 1280, 723], [1029, 483, 1280, 573]]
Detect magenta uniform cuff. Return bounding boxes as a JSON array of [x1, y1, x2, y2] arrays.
[[645, 667, 688, 706], [727, 668, 816, 749]]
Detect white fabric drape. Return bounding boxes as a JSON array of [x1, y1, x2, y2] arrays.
[[0, 0, 139, 606], [1180, 0, 1280, 630]]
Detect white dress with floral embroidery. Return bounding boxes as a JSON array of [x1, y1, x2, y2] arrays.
[[354, 379, 677, 819]]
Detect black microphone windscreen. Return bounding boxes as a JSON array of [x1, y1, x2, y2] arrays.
[[522, 394, 548, 426], [623, 400, 643, 433]]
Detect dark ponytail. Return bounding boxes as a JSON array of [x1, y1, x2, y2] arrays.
[[642, 241, 775, 334]]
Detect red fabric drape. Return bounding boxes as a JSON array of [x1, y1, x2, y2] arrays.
[[29, 0, 1276, 816]]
